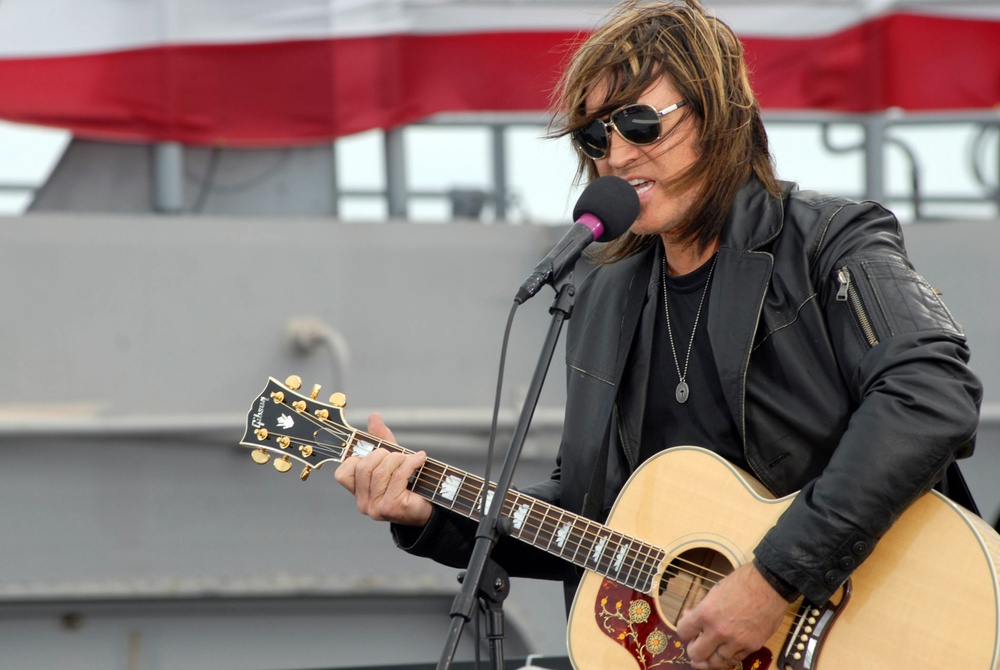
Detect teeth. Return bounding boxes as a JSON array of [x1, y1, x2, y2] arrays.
[[629, 179, 654, 196]]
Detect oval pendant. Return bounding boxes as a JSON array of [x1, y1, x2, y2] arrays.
[[675, 381, 689, 404]]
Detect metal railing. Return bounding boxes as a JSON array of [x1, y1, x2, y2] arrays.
[[3, 110, 998, 221], [338, 109, 1000, 223]]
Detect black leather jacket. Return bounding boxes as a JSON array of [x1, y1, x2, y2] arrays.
[[396, 178, 982, 606]]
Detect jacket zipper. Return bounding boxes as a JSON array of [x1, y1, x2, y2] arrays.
[[837, 267, 879, 347]]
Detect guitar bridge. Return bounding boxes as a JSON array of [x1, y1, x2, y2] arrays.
[[779, 580, 851, 670]]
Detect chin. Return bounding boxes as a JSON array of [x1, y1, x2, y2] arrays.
[[631, 219, 666, 238]]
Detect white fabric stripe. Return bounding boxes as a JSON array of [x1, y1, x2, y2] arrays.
[[1, 0, 999, 58]]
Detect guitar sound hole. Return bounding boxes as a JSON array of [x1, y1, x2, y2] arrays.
[[657, 547, 734, 625]]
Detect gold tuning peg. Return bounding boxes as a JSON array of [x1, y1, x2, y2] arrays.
[[314, 408, 329, 421], [254, 428, 268, 441], [329, 392, 347, 408], [300, 466, 312, 481], [276, 436, 291, 449], [310, 384, 321, 399], [273, 455, 292, 473], [284, 375, 302, 391], [251, 449, 271, 465]]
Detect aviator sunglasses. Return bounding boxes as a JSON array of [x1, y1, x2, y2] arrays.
[[572, 100, 688, 160]]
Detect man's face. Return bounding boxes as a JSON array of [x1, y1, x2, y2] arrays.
[[583, 75, 702, 240]]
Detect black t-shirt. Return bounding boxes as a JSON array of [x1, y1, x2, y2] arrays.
[[639, 255, 747, 470]]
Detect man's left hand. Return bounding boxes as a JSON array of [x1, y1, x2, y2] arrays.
[[675, 563, 790, 669]]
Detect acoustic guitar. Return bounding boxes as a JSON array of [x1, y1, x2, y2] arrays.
[[241, 375, 1000, 670]]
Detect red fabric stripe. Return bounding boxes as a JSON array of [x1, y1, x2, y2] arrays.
[[744, 14, 1000, 111], [0, 32, 582, 145], [0, 14, 995, 145]]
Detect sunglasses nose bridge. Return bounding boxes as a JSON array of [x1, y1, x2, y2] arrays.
[[605, 119, 645, 164], [607, 117, 628, 144]]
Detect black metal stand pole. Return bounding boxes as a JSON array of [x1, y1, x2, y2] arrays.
[[436, 279, 577, 670]]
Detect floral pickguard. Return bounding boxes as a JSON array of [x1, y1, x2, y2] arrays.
[[594, 578, 773, 669]]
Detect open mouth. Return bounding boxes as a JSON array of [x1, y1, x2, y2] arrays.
[[629, 179, 655, 197]]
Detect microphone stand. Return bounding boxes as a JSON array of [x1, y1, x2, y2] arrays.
[[436, 272, 578, 670]]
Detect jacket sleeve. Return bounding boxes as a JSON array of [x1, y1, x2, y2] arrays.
[[753, 200, 983, 604]]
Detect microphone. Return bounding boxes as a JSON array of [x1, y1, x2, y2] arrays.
[[514, 175, 639, 304]]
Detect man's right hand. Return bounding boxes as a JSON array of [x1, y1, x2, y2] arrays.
[[334, 412, 433, 527]]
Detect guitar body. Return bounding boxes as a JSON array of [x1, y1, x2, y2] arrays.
[[568, 446, 1000, 670]]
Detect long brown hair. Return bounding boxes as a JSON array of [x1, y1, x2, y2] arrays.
[[551, 0, 780, 262]]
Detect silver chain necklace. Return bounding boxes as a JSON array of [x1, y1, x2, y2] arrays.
[[661, 254, 717, 404]]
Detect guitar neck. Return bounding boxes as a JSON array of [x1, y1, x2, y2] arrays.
[[346, 432, 664, 593], [241, 377, 663, 594]]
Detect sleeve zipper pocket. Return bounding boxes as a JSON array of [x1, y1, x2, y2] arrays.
[[836, 267, 879, 347]]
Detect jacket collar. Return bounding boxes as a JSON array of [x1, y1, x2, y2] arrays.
[[707, 177, 790, 454], [718, 178, 791, 253]]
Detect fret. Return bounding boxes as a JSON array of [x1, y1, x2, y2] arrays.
[[536, 507, 558, 552], [565, 518, 590, 566], [532, 504, 559, 550], [453, 474, 478, 517], [513, 497, 543, 545], [624, 539, 647, 590], [411, 479, 439, 502], [349, 433, 376, 459], [618, 537, 658, 591], [433, 466, 467, 512], [598, 531, 617, 575], [473, 482, 496, 519], [457, 473, 487, 519], [635, 543, 663, 592], [589, 531, 609, 570], [618, 538, 637, 589], [550, 512, 575, 559], [411, 460, 430, 494], [612, 538, 632, 583], [604, 532, 630, 578], [507, 493, 533, 538], [588, 522, 614, 572], [526, 500, 548, 546], [410, 463, 441, 504], [497, 490, 516, 520], [574, 518, 603, 570], [629, 542, 652, 592]]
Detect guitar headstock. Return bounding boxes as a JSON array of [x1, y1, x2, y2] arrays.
[[240, 375, 378, 480]]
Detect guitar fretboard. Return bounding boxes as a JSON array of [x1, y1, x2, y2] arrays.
[[347, 433, 664, 593]]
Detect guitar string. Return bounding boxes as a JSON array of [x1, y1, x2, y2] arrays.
[[258, 401, 814, 638]]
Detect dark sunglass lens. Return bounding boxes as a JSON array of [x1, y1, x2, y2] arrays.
[[614, 105, 662, 145], [573, 120, 609, 159]]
